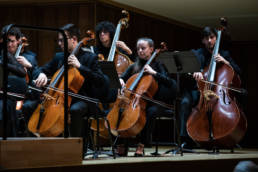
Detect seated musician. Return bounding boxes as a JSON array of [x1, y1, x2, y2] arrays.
[[93, 21, 135, 106], [33, 24, 107, 137], [119, 37, 177, 156], [0, 26, 27, 137], [178, 26, 241, 147], [15, 33, 39, 135], [94, 21, 134, 61]]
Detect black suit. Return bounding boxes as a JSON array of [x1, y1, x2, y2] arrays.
[[0, 54, 27, 137], [33, 50, 107, 137]]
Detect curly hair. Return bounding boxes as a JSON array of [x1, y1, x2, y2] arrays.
[[95, 21, 115, 47]]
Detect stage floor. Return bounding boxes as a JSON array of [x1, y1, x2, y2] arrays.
[[1, 142, 258, 172], [83, 146, 258, 164]]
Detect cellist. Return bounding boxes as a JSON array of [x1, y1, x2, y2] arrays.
[[118, 37, 177, 156], [178, 26, 241, 148], [33, 24, 107, 137], [0, 26, 27, 136]]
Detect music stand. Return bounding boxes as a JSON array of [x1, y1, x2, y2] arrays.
[[84, 61, 120, 159], [158, 50, 200, 156], [99, 61, 121, 90]]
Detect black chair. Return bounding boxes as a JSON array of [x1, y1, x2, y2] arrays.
[[151, 108, 178, 156]]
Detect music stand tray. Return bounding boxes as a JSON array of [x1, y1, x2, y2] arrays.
[[158, 50, 200, 73]]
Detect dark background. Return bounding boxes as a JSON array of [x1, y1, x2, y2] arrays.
[[0, 0, 257, 148]]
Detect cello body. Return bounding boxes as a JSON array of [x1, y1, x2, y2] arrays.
[[107, 74, 158, 138], [28, 67, 84, 137], [187, 62, 247, 148]]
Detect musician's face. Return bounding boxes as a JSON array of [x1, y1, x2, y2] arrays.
[[202, 33, 217, 52], [137, 40, 153, 60], [7, 35, 19, 55], [99, 30, 111, 47], [58, 32, 73, 53]]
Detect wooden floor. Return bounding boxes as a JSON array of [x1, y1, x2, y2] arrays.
[[2, 145, 257, 172], [84, 146, 258, 162]]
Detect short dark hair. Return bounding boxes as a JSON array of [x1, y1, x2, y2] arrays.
[[1, 26, 22, 40], [202, 26, 217, 39], [95, 21, 115, 46], [60, 23, 80, 40]]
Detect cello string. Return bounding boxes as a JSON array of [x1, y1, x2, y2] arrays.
[[28, 85, 99, 104], [123, 89, 174, 110]]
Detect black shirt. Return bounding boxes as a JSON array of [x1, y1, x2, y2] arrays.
[[192, 47, 241, 76]]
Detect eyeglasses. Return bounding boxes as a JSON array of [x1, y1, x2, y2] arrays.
[[7, 39, 16, 43], [57, 37, 71, 43]]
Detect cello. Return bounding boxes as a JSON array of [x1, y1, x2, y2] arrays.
[[14, 36, 29, 110], [186, 19, 247, 149], [28, 36, 93, 137], [106, 46, 163, 138]]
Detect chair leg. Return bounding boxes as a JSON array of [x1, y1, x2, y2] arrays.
[[151, 117, 161, 156], [104, 117, 116, 159]]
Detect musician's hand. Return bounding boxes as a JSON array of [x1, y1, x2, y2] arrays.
[[132, 94, 140, 109], [119, 78, 125, 87], [16, 56, 32, 68], [214, 54, 229, 65], [68, 55, 80, 68], [143, 64, 157, 75], [116, 41, 132, 55], [34, 73, 48, 87], [193, 72, 204, 81]]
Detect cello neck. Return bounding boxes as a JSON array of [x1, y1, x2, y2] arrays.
[[129, 49, 159, 91], [14, 43, 23, 58], [107, 10, 129, 62], [107, 23, 122, 62], [207, 30, 222, 82]]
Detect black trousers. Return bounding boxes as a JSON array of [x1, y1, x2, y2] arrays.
[[178, 90, 199, 137], [0, 99, 17, 137], [69, 100, 89, 137], [138, 105, 170, 145]]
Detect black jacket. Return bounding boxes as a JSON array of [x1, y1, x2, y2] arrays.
[[33, 50, 107, 100]]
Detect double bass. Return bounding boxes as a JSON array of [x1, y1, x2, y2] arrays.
[[105, 10, 133, 76], [186, 19, 247, 148], [28, 36, 93, 137]]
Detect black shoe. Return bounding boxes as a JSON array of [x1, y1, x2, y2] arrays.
[[180, 136, 197, 149], [115, 144, 128, 157]]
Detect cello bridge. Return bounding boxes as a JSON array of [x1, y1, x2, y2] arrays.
[[203, 90, 219, 101]]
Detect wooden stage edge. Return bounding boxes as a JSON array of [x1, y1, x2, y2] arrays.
[[1, 137, 258, 172]]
